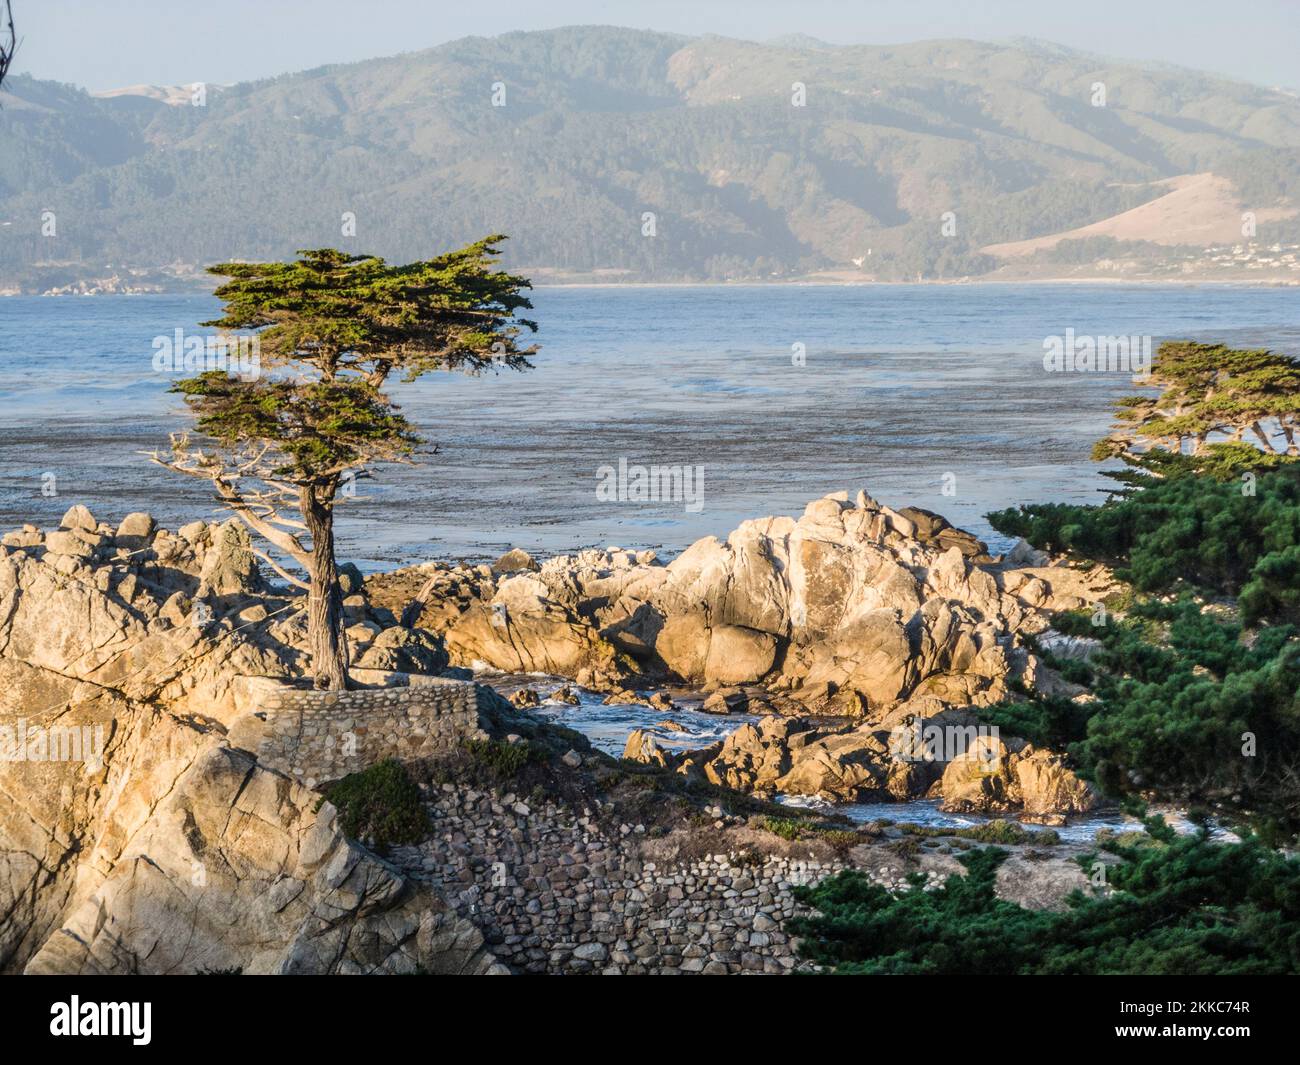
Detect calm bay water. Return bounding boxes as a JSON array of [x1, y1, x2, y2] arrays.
[[3, 283, 1299, 568]]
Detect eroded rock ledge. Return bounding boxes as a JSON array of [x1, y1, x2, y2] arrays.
[[0, 506, 497, 974]]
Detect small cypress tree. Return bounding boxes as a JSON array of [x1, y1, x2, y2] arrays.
[[153, 237, 536, 689], [1094, 340, 1300, 468]]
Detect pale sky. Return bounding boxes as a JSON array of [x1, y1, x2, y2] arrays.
[[11, 0, 1300, 91]]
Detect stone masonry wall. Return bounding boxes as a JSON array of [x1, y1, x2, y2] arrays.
[[227, 675, 490, 788], [227, 677, 859, 974], [389, 783, 869, 975], [224, 679, 963, 975]]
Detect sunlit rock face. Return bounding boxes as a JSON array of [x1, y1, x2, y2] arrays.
[[0, 506, 500, 975], [428, 490, 1110, 715], [0, 494, 1112, 972]]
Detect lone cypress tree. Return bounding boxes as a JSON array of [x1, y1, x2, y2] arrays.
[[153, 237, 536, 689]]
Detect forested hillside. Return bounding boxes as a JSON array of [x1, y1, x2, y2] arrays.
[[3, 26, 1299, 285]]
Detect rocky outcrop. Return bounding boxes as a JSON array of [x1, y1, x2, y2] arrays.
[[0, 506, 302, 727], [0, 498, 1107, 974], [363, 489, 1108, 819], [355, 625, 449, 674], [623, 728, 671, 768], [0, 505, 461, 728], [624, 696, 1095, 818], [22, 734, 502, 975], [940, 737, 1097, 823], [626, 700, 937, 802], [491, 548, 539, 576], [444, 574, 635, 682], [388, 490, 1113, 717], [0, 506, 502, 975], [0, 667, 504, 975]]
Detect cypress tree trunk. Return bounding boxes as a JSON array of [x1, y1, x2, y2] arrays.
[[301, 481, 349, 690]]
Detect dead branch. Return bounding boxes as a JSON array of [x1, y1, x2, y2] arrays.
[[247, 546, 310, 591], [0, 2, 15, 94], [145, 437, 313, 571], [400, 570, 442, 628]]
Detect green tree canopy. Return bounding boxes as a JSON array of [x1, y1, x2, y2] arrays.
[[154, 236, 537, 689], [1094, 340, 1300, 469]]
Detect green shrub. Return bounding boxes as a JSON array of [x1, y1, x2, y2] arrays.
[[900, 820, 1060, 846], [462, 737, 542, 778], [761, 817, 805, 841], [1240, 543, 1300, 624], [988, 465, 1300, 625], [819, 830, 864, 854], [317, 758, 430, 850], [978, 692, 1096, 752], [792, 820, 1300, 974]]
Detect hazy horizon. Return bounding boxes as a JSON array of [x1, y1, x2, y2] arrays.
[[11, 1, 1300, 93]]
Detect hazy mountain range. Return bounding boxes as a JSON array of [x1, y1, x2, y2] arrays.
[[2, 25, 1299, 289]]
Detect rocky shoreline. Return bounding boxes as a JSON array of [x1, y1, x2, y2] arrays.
[[367, 488, 1112, 820], [0, 491, 1117, 974]]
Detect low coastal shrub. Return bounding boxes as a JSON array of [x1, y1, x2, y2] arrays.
[[898, 820, 1060, 846], [761, 816, 804, 841], [462, 737, 543, 778], [988, 464, 1300, 625], [791, 819, 1300, 974], [317, 758, 430, 850], [819, 829, 864, 854], [759, 816, 863, 853]]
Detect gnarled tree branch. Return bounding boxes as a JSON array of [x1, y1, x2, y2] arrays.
[[0, 2, 15, 94]]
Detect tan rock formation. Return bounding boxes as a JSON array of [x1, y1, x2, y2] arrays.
[[0, 510, 505, 974], [392, 490, 1111, 715], [623, 728, 670, 768], [444, 574, 634, 680], [940, 738, 1096, 821], [22, 736, 502, 975]]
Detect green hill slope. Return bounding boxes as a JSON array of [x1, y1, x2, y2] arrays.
[[2, 26, 1298, 284]]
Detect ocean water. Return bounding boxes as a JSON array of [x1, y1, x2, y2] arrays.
[[490, 672, 759, 755], [3, 283, 1299, 568]]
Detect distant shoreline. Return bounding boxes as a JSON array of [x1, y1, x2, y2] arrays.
[[528, 276, 1300, 289], [4, 275, 1299, 296]]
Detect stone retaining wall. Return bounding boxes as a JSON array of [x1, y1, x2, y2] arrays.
[[227, 674, 490, 788], [390, 783, 865, 975]]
